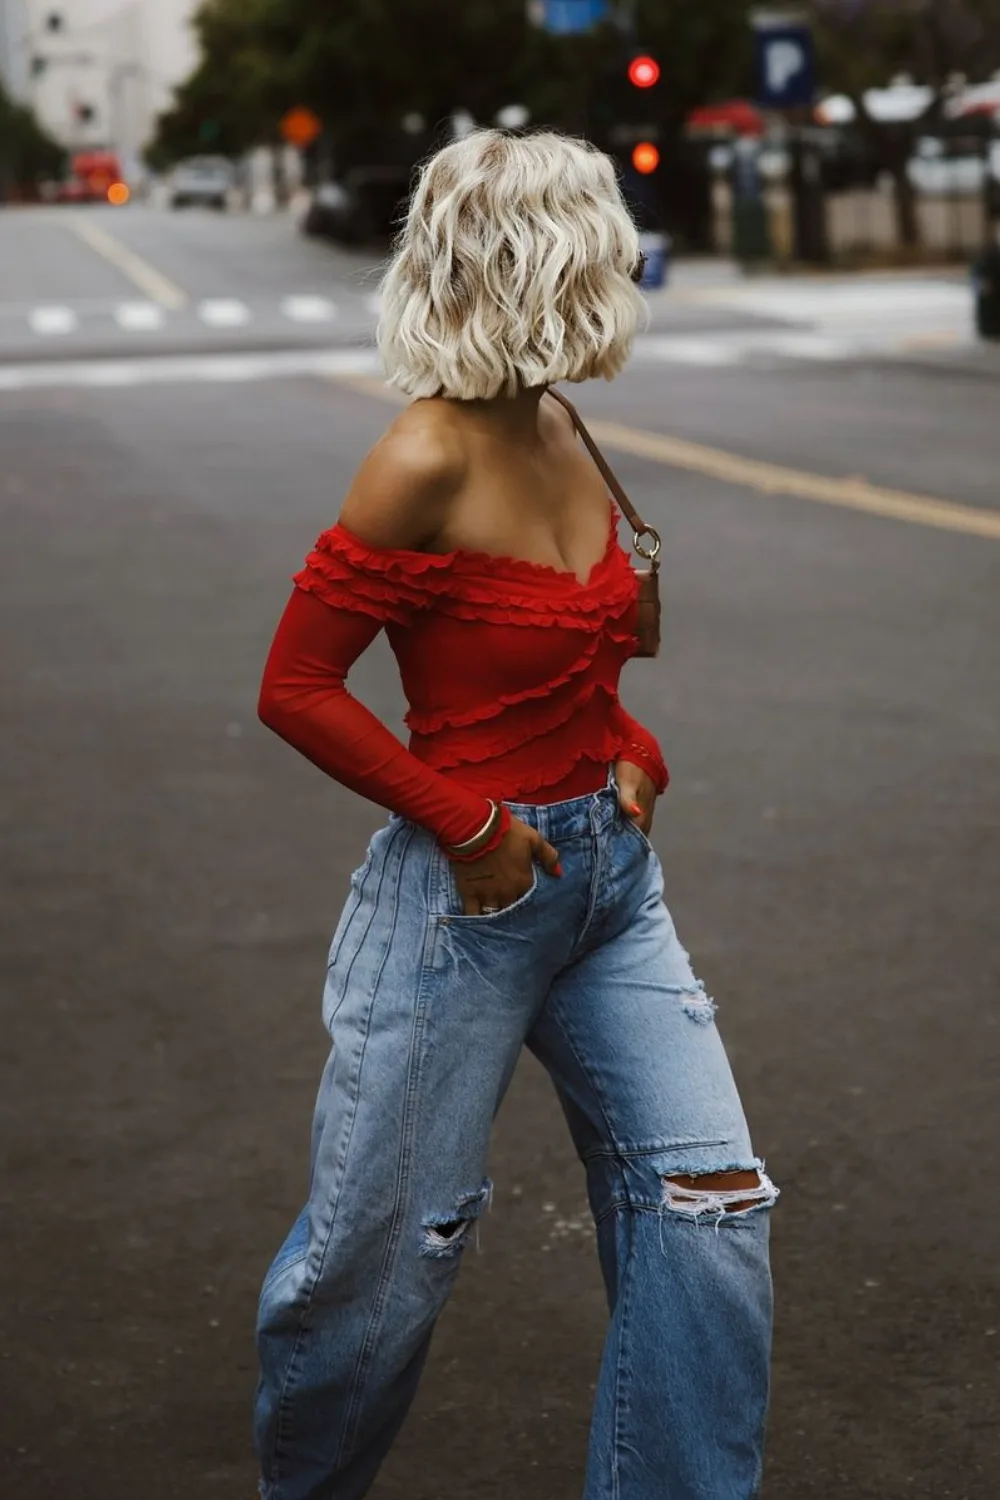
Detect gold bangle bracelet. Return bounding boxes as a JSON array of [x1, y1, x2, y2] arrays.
[[445, 799, 499, 856]]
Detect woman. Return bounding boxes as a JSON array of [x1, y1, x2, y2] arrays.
[[254, 129, 776, 1500]]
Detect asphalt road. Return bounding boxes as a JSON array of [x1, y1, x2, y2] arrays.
[[1, 203, 998, 1500]]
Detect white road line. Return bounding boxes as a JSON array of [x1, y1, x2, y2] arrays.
[[0, 346, 381, 393], [634, 332, 863, 367], [198, 298, 252, 328], [68, 218, 187, 309], [686, 279, 970, 323], [29, 306, 79, 336], [114, 302, 167, 332], [281, 295, 337, 323]]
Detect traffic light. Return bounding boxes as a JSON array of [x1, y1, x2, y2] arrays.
[[627, 55, 660, 90]]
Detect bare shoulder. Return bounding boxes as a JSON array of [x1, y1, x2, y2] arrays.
[[339, 399, 469, 551]]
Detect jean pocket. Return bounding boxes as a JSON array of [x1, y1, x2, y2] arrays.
[[437, 852, 541, 923], [620, 811, 654, 855]]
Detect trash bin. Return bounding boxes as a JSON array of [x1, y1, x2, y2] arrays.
[[638, 230, 671, 290], [972, 245, 1000, 340]]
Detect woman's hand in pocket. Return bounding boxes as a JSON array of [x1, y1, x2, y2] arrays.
[[451, 815, 562, 916], [615, 759, 658, 837]]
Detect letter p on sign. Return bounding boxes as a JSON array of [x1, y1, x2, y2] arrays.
[[755, 22, 815, 108], [767, 39, 804, 94]]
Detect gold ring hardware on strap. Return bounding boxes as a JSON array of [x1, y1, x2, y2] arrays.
[[633, 526, 661, 563]]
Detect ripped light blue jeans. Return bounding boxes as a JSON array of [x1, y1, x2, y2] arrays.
[[255, 775, 777, 1500]]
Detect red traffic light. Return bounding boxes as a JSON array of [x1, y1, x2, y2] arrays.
[[632, 142, 660, 175], [628, 55, 660, 89]]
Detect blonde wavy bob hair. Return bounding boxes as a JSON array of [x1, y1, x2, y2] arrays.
[[377, 129, 644, 400]]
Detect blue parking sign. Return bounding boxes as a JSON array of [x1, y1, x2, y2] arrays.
[[755, 22, 815, 108], [540, 0, 608, 34]]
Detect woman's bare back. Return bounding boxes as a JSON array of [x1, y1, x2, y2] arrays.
[[338, 390, 613, 585]]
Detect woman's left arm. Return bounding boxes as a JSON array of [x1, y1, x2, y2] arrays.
[[610, 701, 669, 834]]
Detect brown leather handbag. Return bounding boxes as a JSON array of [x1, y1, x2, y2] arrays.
[[547, 387, 662, 658]]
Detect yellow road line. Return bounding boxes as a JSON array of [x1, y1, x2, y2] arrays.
[[69, 217, 187, 310], [586, 419, 1000, 540], [328, 373, 1000, 542]]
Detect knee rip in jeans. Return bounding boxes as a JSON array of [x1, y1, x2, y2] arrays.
[[671, 981, 717, 1027], [660, 1168, 779, 1233], [420, 1179, 493, 1260]]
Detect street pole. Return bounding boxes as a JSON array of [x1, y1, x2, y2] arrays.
[[787, 109, 829, 264], [751, 9, 828, 266], [973, 127, 1000, 339]]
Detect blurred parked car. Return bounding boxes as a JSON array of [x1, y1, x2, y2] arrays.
[[169, 157, 234, 210], [302, 166, 412, 244]]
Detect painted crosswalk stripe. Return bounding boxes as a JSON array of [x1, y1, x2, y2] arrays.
[[281, 295, 337, 323], [114, 302, 166, 332], [29, 306, 79, 336], [197, 299, 251, 328], [0, 346, 382, 393], [634, 332, 864, 367]]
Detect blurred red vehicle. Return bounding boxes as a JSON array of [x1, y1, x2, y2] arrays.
[[48, 152, 130, 205]]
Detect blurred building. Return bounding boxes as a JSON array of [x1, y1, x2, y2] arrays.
[[0, 0, 199, 166]]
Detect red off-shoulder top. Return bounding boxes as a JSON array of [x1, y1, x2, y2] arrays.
[[258, 506, 668, 849]]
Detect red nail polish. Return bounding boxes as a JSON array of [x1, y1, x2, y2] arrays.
[[554, 862, 564, 877], [629, 802, 642, 816]]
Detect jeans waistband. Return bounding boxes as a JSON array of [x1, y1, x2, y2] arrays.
[[503, 765, 620, 843]]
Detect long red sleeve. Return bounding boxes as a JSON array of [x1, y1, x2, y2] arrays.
[[258, 588, 495, 846], [609, 701, 670, 794]]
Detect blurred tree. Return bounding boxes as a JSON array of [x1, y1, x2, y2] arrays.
[[146, 0, 277, 168], [150, 0, 548, 168], [0, 80, 65, 201], [809, 0, 1000, 245], [148, 0, 1000, 249], [149, 0, 756, 246]]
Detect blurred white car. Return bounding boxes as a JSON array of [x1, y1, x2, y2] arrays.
[[169, 157, 234, 210]]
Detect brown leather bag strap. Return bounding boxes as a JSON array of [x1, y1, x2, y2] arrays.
[[546, 386, 660, 564]]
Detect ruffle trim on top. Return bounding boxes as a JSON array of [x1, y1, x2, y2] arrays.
[[512, 748, 618, 799], [414, 678, 622, 772], [479, 733, 627, 800], [431, 716, 665, 801], [292, 570, 411, 625], [293, 513, 638, 630], [405, 632, 608, 736], [327, 511, 622, 590]]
